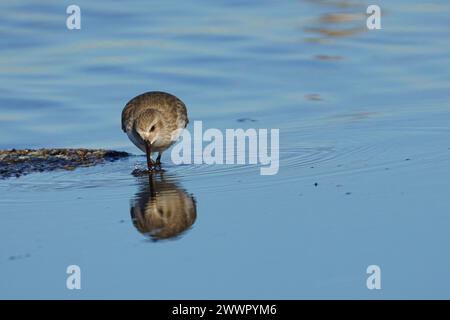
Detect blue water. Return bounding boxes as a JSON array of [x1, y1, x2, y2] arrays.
[[1, 0, 450, 299]]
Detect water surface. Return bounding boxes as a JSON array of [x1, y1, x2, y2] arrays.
[[1, 0, 450, 299]]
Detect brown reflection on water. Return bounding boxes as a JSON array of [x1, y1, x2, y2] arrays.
[[305, 0, 364, 9], [301, 0, 370, 101], [130, 173, 197, 241], [304, 0, 367, 44]]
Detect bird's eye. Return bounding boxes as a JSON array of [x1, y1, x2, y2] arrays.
[[150, 125, 155, 132]]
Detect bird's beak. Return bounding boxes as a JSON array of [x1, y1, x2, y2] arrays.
[[145, 142, 153, 170]]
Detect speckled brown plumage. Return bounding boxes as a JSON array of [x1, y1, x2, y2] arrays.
[[121, 91, 188, 133], [121, 91, 189, 170]]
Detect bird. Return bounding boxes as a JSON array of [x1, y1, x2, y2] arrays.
[[121, 91, 189, 170]]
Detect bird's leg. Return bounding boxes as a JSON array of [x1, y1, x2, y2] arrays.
[[145, 142, 154, 171], [155, 152, 162, 167]]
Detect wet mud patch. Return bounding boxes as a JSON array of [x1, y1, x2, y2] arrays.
[[0, 148, 129, 179]]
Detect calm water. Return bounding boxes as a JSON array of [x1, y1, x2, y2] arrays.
[[1, 0, 450, 299]]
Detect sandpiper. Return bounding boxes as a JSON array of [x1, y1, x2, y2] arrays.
[[121, 91, 189, 170]]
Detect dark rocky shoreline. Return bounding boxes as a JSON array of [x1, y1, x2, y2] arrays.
[[0, 148, 129, 179]]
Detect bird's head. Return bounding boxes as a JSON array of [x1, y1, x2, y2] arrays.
[[134, 109, 164, 145]]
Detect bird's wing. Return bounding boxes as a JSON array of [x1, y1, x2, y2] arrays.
[[121, 99, 140, 132]]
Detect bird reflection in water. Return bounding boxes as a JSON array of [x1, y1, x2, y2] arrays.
[[130, 173, 197, 241]]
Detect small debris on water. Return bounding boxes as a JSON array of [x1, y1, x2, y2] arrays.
[[237, 118, 257, 123], [8, 253, 31, 261], [305, 93, 323, 101], [314, 54, 343, 61]]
